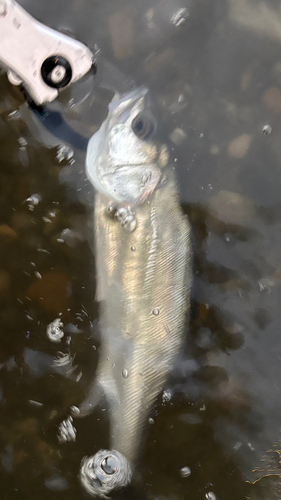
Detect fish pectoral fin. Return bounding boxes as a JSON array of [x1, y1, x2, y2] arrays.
[[78, 380, 103, 417]]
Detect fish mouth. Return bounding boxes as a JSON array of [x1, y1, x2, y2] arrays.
[[108, 86, 149, 120]]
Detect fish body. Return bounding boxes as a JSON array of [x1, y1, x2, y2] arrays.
[[80, 87, 192, 496]]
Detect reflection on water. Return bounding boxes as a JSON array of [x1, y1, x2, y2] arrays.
[[1, 0, 281, 498]]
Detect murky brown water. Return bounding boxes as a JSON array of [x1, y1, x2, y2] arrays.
[[1, 0, 281, 499]]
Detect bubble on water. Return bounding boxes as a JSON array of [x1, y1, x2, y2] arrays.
[[56, 145, 74, 163], [37, 248, 50, 254], [152, 308, 160, 316], [7, 110, 21, 120], [68, 98, 75, 109], [101, 455, 118, 475], [233, 441, 242, 451], [258, 277, 275, 292], [123, 216, 137, 233], [24, 193, 41, 211], [57, 416, 76, 443], [70, 405, 80, 417], [18, 137, 27, 147], [28, 399, 43, 407], [46, 318, 64, 343], [205, 492, 216, 500], [53, 352, 72, 367], [116, 206, 137, 233], [122, 369, 129, 378], [168, 92, 188, 113], [171, 7, 189, 27], [106, 204, 117, 218], [59, 228, 84, 248], [162, 389, 172, 403], [180, 466, 191, 478], [80, 450, 132, 497], [131, 246, 136, 252], [116, 207, 126, 220], [148, 418, 155, 424], [262, 124, 272, 135]]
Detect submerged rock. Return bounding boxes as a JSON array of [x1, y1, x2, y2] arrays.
[[208, 190, 255, 224], [26, 272, 71, 314]]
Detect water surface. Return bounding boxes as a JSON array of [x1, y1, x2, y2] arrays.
[[1, 0, 281, 499]]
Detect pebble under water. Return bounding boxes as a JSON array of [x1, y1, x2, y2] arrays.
[[1, 0, 281, 499]]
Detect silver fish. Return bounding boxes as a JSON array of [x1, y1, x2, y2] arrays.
[[77, 87, 191, 496]]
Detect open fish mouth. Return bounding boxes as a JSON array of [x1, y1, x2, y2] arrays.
[[109, 86, 149, 116]]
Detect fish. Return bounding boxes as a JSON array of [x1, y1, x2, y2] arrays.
[[61, 87, 192, 497]]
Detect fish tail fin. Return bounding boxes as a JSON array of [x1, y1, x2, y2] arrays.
[[80, 449, 132, 497]]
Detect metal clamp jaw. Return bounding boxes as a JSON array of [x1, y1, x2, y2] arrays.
[[0, 0, 94, 105]]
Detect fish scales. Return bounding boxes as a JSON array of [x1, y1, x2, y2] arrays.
[[94, 167, 191, 464]]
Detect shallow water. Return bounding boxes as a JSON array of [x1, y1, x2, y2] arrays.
[[1, 0, 281, 499]]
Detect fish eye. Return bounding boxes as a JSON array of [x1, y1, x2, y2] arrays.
[[131, 112, 156, 140]]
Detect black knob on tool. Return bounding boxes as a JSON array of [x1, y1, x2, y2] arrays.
[[41, 55, 72, 89]]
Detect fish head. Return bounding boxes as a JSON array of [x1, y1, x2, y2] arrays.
[[86, 87, 169, 204]]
